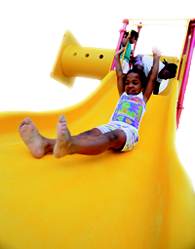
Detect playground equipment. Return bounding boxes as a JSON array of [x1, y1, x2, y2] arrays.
[[0, 19, 195, 249]]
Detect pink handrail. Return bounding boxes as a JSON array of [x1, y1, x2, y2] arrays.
[[110, 19, 129, 70], [177, 19, 195, 127]]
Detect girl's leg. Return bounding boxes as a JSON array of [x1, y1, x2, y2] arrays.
[[76, 128, 102, 139], [54, 116, 126, 158], [19, 117, 104, 158], [19, 117, 55, 158]]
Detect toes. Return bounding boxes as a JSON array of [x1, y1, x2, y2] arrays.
[[23, 117, 32, 124], [57, 115, 67, 134], [19, 117, 32, 128], [59, 115, 66, 123], [57, 125, 66, 135], [33, 149, 45, 159], [60, 126, 67, 134]]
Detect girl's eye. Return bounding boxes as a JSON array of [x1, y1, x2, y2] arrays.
[[125, 80, 139, 85], [132, 81, 138, 85]]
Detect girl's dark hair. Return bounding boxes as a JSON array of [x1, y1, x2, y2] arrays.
[[125, 67, 147, 88]]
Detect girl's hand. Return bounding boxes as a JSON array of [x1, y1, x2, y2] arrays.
[[152, 47, 161, 57]]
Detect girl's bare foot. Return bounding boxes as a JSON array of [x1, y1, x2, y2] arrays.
[[19, 118, 47, 158], [53, 115, 72, 158]]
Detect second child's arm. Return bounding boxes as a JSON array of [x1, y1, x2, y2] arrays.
[[143, 48, 161, 103], [115, 52, 124, 96]]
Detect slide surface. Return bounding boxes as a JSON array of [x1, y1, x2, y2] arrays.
[[0, 71, 195, 249]]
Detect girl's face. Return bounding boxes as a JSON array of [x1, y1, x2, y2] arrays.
[[124, 73, 143, 95]]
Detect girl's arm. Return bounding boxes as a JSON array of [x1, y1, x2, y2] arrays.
[[115, 52, 125, 96], [143, 48, 161, 103]]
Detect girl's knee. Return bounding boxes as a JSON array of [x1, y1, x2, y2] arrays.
[[108, 129, 126, 145], [90, 128, 102, 136]]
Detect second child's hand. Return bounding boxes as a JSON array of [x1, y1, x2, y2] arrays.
[[115, 47, 125, 57]]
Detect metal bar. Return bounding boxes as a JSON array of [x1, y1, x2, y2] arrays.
[[177, 20, 195, 127], [128, 18, 188, 26], [110, 19, 129, 70]]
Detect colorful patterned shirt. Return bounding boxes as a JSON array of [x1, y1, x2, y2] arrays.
[[111, 92, 146, 130]]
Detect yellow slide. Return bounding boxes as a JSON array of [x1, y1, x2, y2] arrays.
[[0, 31, 195, 249]]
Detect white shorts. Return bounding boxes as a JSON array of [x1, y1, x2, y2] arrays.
[[96, 121, 138, 152]]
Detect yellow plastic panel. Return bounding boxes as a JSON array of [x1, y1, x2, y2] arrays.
[[0, 71, 195, 249], [51, 31, 114, 84]]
